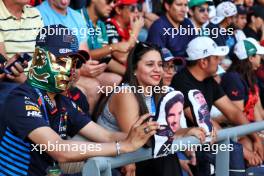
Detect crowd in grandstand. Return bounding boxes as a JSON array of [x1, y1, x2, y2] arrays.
[[0, 0, 264, 175]]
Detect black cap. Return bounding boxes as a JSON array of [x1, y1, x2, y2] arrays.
[[236, 5, 247, 15], [35, 25, 90, 68]]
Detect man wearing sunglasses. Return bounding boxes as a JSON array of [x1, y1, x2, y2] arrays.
[[188, 0, 212, 35], [106, 0, 144, 65]]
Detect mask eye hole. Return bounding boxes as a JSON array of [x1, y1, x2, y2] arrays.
[[57, 57, 67, 68]]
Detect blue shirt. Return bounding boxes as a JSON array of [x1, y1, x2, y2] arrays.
[[147, 15, 196, 57], [221, 71, 247, 101], [0, 82, 91, 176], [37, 1, 87, 45]]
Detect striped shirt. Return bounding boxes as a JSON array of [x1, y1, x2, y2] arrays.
[[0, 1, 43, 59]]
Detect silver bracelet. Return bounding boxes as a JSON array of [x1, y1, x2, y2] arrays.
[[115, 141, 121, 156]]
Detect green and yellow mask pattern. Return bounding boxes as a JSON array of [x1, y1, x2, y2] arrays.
[[28, 47, 74, 93]]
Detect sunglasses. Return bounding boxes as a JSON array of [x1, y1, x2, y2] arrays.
[[134, 42, 161, 54], [133, 42, 162, 64], [198, 7, 210, 13], [125, 4, 143, 12]]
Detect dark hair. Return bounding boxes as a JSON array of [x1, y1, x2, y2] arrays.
[[164, 93, 184, 119], [123, 42, 164, 115], [246, 10, 255, 25], [186, 60, 199, 67], [93, 42, 164, 119], [228, 54, 257, 93], [193, 90, 202, 97], [162, 0, 175, 12], [86, 0, 91, 7]]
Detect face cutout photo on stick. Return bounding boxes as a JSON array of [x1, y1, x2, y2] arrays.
[[188, 89, 212, 138], [152, 90, 187, 158]]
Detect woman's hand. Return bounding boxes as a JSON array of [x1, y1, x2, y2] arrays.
[[122, 114, 159, 153]]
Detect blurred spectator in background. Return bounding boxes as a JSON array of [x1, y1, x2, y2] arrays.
[[147, 0, 196, 59], [138, 0, 162, 42], [106, 0, 144, 65], [233, 5, 247, 42], [222, 38, 264, 123], [244, 0, 254, 8], [208, 1, 237, 51], [188, 0, 212, 35], [161, 48, 183, 86], [0, 0, 43, 82], [0, 0, 43, 59], [80, 0, 129, 76], [37, 0, 88, 50], [243, 5, 264, 42], [221, 38, 264, 166]]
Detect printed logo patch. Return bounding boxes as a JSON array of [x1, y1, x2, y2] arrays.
[[25, 105, 40, 112], [27, 111, 42, 118]]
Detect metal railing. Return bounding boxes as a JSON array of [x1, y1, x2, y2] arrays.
[[82, 121, 264, 176]]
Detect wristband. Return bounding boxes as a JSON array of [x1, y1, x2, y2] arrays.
[[115, 141, 121, 156]]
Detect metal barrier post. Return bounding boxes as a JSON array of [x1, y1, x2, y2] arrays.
[[215, 137, 230, 176], [82, 157, 111, 176]]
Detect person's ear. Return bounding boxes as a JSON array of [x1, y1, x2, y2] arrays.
[[248, 56, 254, 63], [164, 2, 171, 12], [115, 6, 122, 15], [188, 9, 194, 17], [199, 58, 208, 69]]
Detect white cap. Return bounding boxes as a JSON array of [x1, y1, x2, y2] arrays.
[[234, 37, 264, 60], [211, 1, 237, 24], [186, 37, 229, 61]]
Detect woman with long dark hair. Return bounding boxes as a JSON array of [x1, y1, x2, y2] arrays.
[[95, 42, 206, 176], [221, 37, 264, 166]]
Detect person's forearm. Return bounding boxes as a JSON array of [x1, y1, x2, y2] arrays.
[[110, 131, 127, 142], [90, 46, 112, 60], [174, 128, 191, 139], [50, 139, 132, 163]]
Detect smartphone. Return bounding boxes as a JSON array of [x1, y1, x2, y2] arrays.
[[0, 54, 6, 74], [99, 57, 111, 64], [4, 53, 31, 75]]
